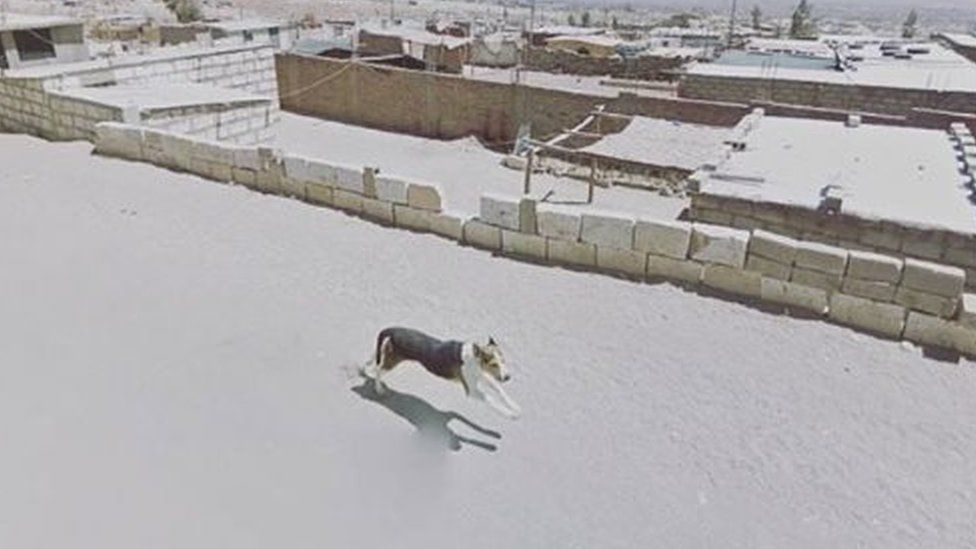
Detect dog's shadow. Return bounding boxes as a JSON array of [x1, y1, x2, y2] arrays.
[[351, 379, 502, 453]]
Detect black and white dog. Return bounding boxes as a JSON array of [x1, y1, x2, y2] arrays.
[[363, 327, 522, 420]]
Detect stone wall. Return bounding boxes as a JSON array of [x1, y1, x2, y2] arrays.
[[524, 47, 689, 80], [92, 120, 976, 356], [680, 73, 976, 117], [141, 102, 277, 145]]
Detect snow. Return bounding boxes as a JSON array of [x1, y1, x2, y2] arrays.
[[703, 117, 976, 234], [690, 41, 976, 93], [3, 131, 976, 549], [0, 13, 80, 31], [274, 112, 688, 220], [582, 116, 730, 171], [464, 65, 677, 99], [57, 83, 271, 110]]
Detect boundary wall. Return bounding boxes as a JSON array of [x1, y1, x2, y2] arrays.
[[93, 121, 976, 358], [689, 122, 976, 288]]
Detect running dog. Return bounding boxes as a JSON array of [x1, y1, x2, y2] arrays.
[[363, 327, 522, 420]]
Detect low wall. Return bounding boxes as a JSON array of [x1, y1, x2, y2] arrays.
[[92, 120, 976, 357], [680, 72, 976, 117], [141, 102, 277, 145], [524, 47, 688, 80]]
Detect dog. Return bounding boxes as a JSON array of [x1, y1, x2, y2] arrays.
[[363, 327, 522, 420]]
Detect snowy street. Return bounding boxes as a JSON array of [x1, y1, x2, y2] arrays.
[[2, 134, 975, 548]]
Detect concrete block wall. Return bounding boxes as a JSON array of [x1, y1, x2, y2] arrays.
[[91, 120, 976, 357], [141, 102, 278, 145], [689, 192, 976, 290], [0, 45, 279, 142], [465, 192, 976, 355]]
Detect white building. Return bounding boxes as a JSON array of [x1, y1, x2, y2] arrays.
[[0, 14, 89, 70]]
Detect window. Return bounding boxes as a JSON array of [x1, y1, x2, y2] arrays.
[[13, 29, 56, 62], [0, 45, 8, 69], [243, 30, 254, 43], [269, 27, 280, 48]]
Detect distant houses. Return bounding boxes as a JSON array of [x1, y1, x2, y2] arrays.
[[0, 13, 89, 70]]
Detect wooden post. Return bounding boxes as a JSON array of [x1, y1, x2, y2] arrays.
[[588, 157, 597, 204], [523, 149, 534, 195]]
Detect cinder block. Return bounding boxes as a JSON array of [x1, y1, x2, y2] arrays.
[[407, 183, 442, 212], [596, 246, 647, 278], [232, 147, 262, 171], [306, 181, 333, 206], [745, 254, 792, 281], [646, 255, 703, 285], [280, 177, 307, 200], [581, 212, 635, 249], [959, 294, 976, 330], [463, 220, 502, 251], [795, 240, 848, 275], [502, 230, 547, 259], [702, 264, 762, 298], [94, 122, 143, 159], [633, 218, 692, 259], [841, 278, 896, 302], [334, 163, 365, 193], [480, 194, 521, 230], [375, 175, 409, 204], [903, 312, 976, 356], [791, 267, 842, 292], [547, 239, 596, 267], [362, 198, 395, 224], [829, 293, 907, 339], [689, 224, 749, 269], [231, 166, 257, 187], [363, 167, 378, 198], [894, 287, 959, 319], [860, 226, 902, 252], [760, 278, 829, 315], [333, 189, 363, 214], [519, 198, 538, 234], [429, 212, 465, 241], [393, 205, 432, 232], [901, 258, 965, 298], [537, 205, 581, 241], [847, 250, 903, 283], [749, 229, 798, 264]]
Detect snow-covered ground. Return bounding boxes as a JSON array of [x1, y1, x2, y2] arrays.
[[2, 133, 976, 549], [274, 112, 689, 218]]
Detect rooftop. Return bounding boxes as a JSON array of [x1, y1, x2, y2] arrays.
[[700, 116, 975, 233], [940, 32, 976, 49], [692, 39, 976, 93], [360, 24, 471, 49], [581, 117, 730, 171], [55, 83, 271, 112], [0, 12, 82, 31], [205, 18, 292, 33]]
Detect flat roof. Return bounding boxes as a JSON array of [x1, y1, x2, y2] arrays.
[[941, 32, 976, 49], [55, 83, 271, 111], [582, 117, 730, 171], [691, 41, 976, 93], [701, 116, 975, 233], [0, 13, 82, 31], [206, 19, 290, 33]]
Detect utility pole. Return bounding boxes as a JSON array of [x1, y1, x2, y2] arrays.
[[727, 0, 738, 48]]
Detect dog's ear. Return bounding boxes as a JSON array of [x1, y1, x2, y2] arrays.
[[488, 336, 497, 346], [472, 343, 486, 359]]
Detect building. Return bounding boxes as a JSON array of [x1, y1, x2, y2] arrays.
[[0, 14, 89, 70], [680, 38, 976, 117], [937, 32, 976, 64], [545, 34, 622, 58], [526, 25, 604, 48], [160, 19, 298, 50], [690, 112, 976, 282], [357, 26, 471, 73]]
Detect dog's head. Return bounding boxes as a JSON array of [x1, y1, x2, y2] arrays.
[[473, 337, 511, 383]]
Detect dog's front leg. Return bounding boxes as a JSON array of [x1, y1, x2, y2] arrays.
[[478, 378, 521, 420]]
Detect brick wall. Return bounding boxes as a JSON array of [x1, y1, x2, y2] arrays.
[[680, 73, 976, 117], [524, 47, 688, 81]]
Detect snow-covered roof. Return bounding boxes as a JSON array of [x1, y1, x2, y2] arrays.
[[702, 116, 975, 233], [940, 32, 976, 49], [55, 82, 271, 111], [533, 25, 604, 36], [360, 25, 471, 49], [583, 117, 730, 171], [546, 34, 622, 48], [206, 19, 291, 33], [692, 41, 976, 93], [0, 13, 82, 31]]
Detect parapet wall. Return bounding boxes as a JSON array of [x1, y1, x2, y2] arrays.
[[93, 121, 976, 357], [524, 47, 688, 80], [680, 73, 976, 117]]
